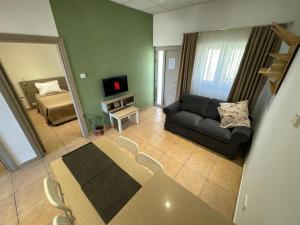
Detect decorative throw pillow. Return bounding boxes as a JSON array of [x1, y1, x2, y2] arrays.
[[217, 100, 251, 128], [35, 80, 62, 95]]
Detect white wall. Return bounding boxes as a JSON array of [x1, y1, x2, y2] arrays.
[[234, 51, 300, 225], [0, 0, 58, 165], [0, 42, 65, 109], [0, 0, 57, 36], [0, 94, 36, 165], [153, 0, 300, 46]]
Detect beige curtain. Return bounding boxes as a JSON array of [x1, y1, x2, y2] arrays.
[[228, 26, 282, 111], [176, 33, 198, 99]]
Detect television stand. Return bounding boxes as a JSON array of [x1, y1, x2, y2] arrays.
[[101, 93, 135, 113]]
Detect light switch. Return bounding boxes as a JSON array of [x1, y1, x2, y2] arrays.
[[80, 73, 87, 79]]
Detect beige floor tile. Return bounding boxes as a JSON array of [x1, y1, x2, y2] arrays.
[[0, 169, 13, 201], [208, 157, 243, 195], [15, 177, 46, 215], [44, 139, 66, 155], [142, 145, 164, 161], [63, 137, 89, 152], [136, 129, 160, 144], [2, 217, 19, 225], [159, 155, 182, 178], [13, 161, 47, 192], [166, 143, 193, 164], [160, 131, 182, 143], [152, 136, 175, 153], [104, 128, 119, 139], [123, 125, 147, 137], [35, 125, 54, 138], [175, 167, 206, 196], [146, 114, 165, 123], [132, 138, 149, 151], [185, 150, 216, 178], [18, 199, 62, 225], [43, 147, 68, 173], [200, 182, 236, 220], [55, 126, 81, 140], [0, 194, 17, 225], [177, 138, 199, 150]]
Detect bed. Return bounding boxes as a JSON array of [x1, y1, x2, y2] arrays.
[[19, 77, 77, 125], [36, 90, 77, 125]]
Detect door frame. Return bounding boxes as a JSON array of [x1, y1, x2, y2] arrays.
[[0, 33, 89, 163], [0, 141, 18, 172], [154, 46, 182, 107]]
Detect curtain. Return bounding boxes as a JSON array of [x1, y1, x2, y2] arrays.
[[176, 33, 198, 99], [190, 28, 251, 100], [228, 26, 282, 110]]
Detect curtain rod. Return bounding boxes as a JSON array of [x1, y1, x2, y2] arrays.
[[182, 21, 294, 34]]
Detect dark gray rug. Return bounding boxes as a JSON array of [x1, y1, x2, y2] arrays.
[[62, 142, 141, 224]]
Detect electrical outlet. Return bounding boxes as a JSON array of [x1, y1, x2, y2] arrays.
[[242, 194, 248, 211]]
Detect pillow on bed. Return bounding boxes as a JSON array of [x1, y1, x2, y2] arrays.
[[35, 80, 63, 95]]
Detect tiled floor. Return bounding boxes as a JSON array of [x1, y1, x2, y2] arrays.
[[0, 106, 244, 225]]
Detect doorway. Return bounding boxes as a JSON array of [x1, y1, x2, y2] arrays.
[[155, 46, 181, 107], [0, 33, 88, 166]]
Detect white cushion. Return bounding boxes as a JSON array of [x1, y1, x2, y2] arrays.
[[35, 80, 62, 95]]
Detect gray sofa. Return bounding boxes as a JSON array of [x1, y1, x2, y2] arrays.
[[163, 94, 252, 159]]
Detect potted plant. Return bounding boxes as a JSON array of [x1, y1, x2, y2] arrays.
[[88, 113, 105, 136]]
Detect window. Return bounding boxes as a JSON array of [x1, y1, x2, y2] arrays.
[[203, 49, 220, 81], [191, 28, 251, 100]]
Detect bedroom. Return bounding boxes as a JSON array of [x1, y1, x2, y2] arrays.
[[0, 42, 85, 157]]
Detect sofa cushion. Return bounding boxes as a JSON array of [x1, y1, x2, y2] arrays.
[[205, 98, 224, 121], [180, 94, 209, 116], [195, 118, 231, 143], [172, 111, 203, 130]]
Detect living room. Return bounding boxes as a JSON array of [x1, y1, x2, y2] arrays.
[[0, 0, 299, 225]]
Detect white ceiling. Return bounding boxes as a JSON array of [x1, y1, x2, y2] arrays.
[[110, 0, 216, 14]]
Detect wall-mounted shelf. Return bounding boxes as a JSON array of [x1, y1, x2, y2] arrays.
[[259, 22, 300, 95], [100, 93, 135, 113]]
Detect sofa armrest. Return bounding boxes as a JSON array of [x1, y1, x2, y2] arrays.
[[163, 101, 181, 117], [231, 126, 252, 143]]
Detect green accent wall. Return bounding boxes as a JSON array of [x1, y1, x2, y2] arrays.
[[49, 0, 154, 129]]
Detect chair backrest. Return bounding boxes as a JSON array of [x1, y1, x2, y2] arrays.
[[116, 136, 139, 155], [135, 152, 164, 173], [53, 215, 73, 225], [44, 177, 68, 211]]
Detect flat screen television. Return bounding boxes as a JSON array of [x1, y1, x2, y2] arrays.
[[102, 75, 128, 97]]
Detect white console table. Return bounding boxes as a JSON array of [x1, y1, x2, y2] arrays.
[[109, 106, 139, 132]]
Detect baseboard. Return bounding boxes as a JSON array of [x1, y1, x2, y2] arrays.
[[18, 157, 40, 169], [233, 162, 246, 223]]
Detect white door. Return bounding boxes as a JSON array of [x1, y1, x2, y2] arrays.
[[155, 47, 181, 107]]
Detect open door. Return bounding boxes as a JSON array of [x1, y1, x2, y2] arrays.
[[155, 46, 181, 107], [0, 62, 46, 159], [0, 141, 18, 171]]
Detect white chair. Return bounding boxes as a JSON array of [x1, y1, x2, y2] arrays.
[[53, 215, 73, 225], [44, 177, 73, 220], [116, 136, 139, 155], [135, 152, 164, 173]]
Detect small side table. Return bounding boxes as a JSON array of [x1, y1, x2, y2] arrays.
[[109, 106, 139, 133]]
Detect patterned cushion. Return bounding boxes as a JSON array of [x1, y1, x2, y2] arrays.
[[217, 100, 251, 128]]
